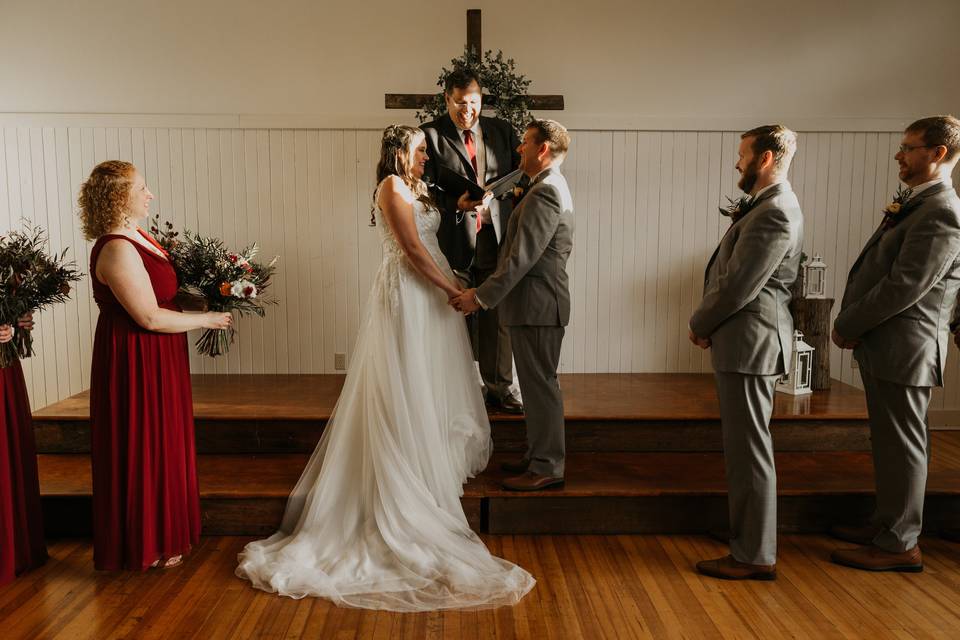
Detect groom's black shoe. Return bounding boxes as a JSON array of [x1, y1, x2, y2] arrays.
[[499, 395, 524, 415], [487, 394, 524, 415], [502, 471, 564, 491], [500, 457, 530, 474]]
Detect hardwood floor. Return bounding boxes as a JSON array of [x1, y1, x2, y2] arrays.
[[2, 534, 960, 639]]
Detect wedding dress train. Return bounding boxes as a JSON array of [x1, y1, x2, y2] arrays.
[[236, 184, 535, 611]]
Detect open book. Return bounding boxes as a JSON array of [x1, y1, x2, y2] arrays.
[[434, 166, 524, 201]]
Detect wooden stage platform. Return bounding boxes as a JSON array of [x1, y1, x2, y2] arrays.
[[31, 373, 960, 536]]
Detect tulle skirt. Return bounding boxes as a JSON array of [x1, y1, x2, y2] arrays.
[[236, 257, 535, 611]]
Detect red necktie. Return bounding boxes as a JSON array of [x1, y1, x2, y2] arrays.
[[463, 130, 482, 231], [463, 129, 479, 177]]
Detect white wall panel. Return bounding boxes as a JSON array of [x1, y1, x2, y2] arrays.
[[4, 125, 960, 411]]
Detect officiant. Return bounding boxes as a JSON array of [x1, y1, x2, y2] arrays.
[[422, 69, 524, 414]]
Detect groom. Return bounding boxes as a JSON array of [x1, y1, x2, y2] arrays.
[[451, 119, 574, 491]]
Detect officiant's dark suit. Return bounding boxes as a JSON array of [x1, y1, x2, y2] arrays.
[[421, 79, 522, 412]]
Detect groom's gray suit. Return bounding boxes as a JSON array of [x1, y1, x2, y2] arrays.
[[689, 182, 804, 565], [476, 166, 574, 477], [835, 180, 960, 552]]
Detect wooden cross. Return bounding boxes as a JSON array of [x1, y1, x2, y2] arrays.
[[384, 9, 564, 111]]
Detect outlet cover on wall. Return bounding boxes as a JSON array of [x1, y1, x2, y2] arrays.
[[334, 353, 346, 371]]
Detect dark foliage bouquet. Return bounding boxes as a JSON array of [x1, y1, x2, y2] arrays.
[[151, 216, 278, 357], [0, 225, 82, 367]]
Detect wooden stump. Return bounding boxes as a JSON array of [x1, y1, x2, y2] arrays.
[[790, 298, 835, 390]]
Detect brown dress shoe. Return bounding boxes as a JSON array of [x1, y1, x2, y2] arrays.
[[502, 471, 564, 491], [831, 544, 922, 572], [500, 457, 530, 474], [696, 555, 776, 581], [829, 523, 880, 546]]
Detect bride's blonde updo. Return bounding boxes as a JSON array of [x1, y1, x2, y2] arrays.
[[371, 125, 434, 225]]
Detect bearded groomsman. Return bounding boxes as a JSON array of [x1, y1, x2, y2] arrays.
[[421, 69, 524, 414], [689, 125, 804, 580], [830, 115, 960, 572]]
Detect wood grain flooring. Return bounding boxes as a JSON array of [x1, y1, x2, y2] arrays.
[[2, 534, 960, 639]]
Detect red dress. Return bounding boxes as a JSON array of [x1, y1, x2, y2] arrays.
[[0, 359, 47, 585], [89, 234, 200, 571]]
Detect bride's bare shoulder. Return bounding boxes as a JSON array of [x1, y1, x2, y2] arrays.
[[378, 175, 415, 205]]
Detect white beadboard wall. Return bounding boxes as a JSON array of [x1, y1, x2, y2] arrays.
[[3, 125, 960, 412]]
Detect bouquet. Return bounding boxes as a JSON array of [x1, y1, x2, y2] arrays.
[[151, 216, 278, 357], [0, 225, 82, 368]]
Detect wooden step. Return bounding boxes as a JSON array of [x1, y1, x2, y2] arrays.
[[31, 374, 872, 454], [37, 432, 960, 536]]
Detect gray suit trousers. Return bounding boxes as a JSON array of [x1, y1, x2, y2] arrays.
[[715, 371, 779, 565], [509, 325, 565, 477], [859, 368, 931, 552], [473, 263, 515, 400]]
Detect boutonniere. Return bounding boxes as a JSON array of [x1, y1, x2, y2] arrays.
[[719, 195, 752, 222], [881, 185, 914, 228], [511, 185, 526, 204]]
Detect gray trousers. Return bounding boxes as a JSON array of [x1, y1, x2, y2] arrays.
[[509, 325, 565, 477], [472, 230, 515, 401], [715, 371, 779, 566], [472, 270, 515, 399], [859, 368, 931, 552]]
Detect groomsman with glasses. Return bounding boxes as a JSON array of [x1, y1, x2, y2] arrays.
[[831, 115, 960, 572]]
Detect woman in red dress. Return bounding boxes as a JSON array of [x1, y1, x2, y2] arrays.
[[0, 313, 47, 585], [79, 161, 231, 571]]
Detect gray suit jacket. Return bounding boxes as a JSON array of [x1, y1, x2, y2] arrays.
[[476, 167, 574, 326], [835, 182, 960, 387], [689, 183, 804, 375]]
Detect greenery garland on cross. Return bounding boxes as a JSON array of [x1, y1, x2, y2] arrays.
[[384, 10, 563, 130]]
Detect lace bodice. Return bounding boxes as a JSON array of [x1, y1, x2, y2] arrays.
[[370, 182, 453, 313], [374, 181, 447, 271]]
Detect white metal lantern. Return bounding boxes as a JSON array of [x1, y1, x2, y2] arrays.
[[804, 254, 827, 299], [776, 330, 815, 396]]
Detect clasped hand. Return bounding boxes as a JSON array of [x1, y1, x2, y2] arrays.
[[831, 328, 859, 350], [0, 312, 35, 344], [687, 328, 711, 349], [448, 287, 480, 315]]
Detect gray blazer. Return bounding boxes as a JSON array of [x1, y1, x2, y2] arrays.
[[476, 167, 574, 326], [835, 182, 960, 387], [689, 183, 805, 375]]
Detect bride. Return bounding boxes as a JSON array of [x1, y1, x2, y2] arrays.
[[236, 125, 535, 611]]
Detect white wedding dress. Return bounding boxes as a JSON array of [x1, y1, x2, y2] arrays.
[[236, 181, 535, 611]]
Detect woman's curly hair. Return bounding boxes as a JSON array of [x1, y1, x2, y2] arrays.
[[78, 160, 136, 240]]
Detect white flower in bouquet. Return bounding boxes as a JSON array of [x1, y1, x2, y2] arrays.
[[230, 280, 258, 299]]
